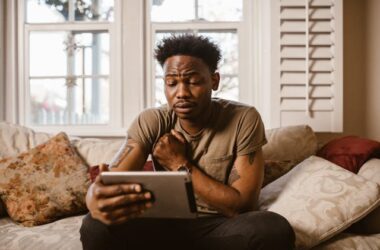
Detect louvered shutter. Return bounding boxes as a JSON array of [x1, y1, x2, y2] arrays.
[[270, 0, 343, 132]]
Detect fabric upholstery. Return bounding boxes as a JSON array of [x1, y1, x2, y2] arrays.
[[259, 156, 380, 250], [263, 125, 318, 163], [0, 133, 90, 226], [313, 233, 380, 250], [348, 159, 380, 234], [263, 160, 296, 187], [317, 136, 380, 173]]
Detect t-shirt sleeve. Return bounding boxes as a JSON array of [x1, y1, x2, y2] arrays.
[[236, 107, 267, 156], [127, 108, 168, 154]]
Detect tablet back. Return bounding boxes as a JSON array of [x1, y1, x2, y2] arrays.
[[101, 172, 197, 219]]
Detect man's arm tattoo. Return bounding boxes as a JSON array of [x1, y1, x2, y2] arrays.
[[110, 143, 134, 168], [248, 152, 256, 165], [228, 166, 241, 185]]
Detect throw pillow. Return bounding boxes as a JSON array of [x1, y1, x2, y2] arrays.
[[348, 159, 380, 234], [316, 136, 380, 173], [263, 125, 318, 164], [263, 160, 296, 187], [259, 156, 380, 250], [0, 132, 90, 226]]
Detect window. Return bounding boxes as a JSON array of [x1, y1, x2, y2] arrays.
[[19, 0, 123, 135]]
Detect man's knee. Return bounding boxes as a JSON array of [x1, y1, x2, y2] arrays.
[[80, 213, 114, 250], [243, 211, 295, 250]]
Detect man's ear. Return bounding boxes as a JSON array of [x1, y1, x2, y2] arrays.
[[211, 72, 220, 91]]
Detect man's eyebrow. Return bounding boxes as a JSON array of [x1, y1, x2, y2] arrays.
[[165, 71, 199, 77]]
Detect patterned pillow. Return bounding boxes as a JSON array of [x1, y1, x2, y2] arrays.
[[0, 132, 90, 226], [259, 156, 380, 249], [348, 159, 380, 234]]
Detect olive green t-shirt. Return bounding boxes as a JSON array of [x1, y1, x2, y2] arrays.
[[127, 98, 267, 212]]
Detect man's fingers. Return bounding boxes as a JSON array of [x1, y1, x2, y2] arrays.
[[170, 129, 186, 143], [97, 192, 152, 211], [95, 201, 154, 225], [94, 183, 142, 198]]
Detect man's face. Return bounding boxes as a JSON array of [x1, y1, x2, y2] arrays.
[[163, 55, 219, 121]]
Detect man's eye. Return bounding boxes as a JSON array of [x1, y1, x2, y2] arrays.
[[165, 79, 177, 86], [189, 78, 201, 85]]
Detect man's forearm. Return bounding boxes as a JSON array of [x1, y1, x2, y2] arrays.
[[190, 165, 253, 217], [109, 139, 148, 171]]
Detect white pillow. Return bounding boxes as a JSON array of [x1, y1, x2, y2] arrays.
[[358, 159, 380, 185], [72, 138, 124, 166], [259, 156, 380, 250], [349, 159, 380, 234]]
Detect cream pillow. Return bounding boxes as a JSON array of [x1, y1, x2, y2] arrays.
[[72, 138, 125, 166], [259, 156, 380, 250], [349, 159, 380, 234]]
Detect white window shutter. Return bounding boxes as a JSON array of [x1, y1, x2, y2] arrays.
[[270, 0, 343, 132]]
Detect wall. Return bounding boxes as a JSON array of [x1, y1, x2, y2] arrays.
[[316, 0, 367, 145], [343, 0, 367, 137], [318, 0, 380, 144], [366, 0, 380, 141]]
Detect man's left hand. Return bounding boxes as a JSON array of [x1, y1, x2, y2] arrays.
[[152, 130, 188, 171]]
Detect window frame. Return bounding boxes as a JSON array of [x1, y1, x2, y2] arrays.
[[18, 0, 127, 136]]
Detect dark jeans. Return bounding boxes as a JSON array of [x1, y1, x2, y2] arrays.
[[80, 211, 295, 250]]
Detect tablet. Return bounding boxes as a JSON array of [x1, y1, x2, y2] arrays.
[[100, 171, 197, 219]]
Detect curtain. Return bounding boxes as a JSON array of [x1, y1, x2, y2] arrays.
[[0, 0, 18, 123]]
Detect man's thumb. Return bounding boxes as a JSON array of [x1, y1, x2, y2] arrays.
[[99, 163, 109, 172]]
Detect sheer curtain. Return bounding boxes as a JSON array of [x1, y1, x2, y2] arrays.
[[0, 0, 18, 123]]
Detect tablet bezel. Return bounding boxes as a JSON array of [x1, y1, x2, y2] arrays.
[[100, 171, 197, 219]]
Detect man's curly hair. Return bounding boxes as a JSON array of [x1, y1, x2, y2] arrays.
[[154, 34, 222, 73]]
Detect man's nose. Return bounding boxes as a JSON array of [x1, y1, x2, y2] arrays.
[[176, 83, 191, 99]]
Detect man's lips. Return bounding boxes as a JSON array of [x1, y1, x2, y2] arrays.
[[174, 102, 196, 113], [174, 102, 196, 108]]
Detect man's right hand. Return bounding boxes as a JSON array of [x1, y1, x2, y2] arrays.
[[86, 164, 153, 225]]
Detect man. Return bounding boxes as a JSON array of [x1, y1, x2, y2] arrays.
[[80, 34, 295, 250]]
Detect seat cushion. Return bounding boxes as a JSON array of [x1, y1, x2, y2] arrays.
[[259, 156, 380, 249]]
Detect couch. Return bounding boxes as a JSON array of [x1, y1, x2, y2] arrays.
[[0, 122, 379, 250]]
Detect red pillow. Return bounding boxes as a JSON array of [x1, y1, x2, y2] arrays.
[[89, 161, 155, 182], [317, 136, 380, 173]]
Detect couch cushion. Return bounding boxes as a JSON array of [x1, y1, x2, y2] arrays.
[[313, 233, 380, 250], [0, 132, 90, 226], [263, 125, 318, 163], [262, 160, 296, 187], [316, 136, 380, 173], [0, 122, 52, 159], [0, 215, 84, 250], [72, 138, 124, 167], [259, 156, 380, 250]]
